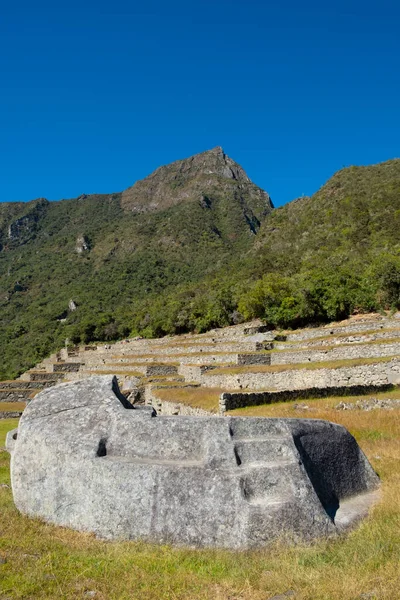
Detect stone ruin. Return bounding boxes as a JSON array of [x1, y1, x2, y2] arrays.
[[6, 376, 380, 549]]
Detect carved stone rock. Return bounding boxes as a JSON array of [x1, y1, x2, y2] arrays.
[[7, 376, 379, 548]]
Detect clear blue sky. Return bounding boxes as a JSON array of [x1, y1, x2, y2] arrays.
[[1, 0, 399, 206]]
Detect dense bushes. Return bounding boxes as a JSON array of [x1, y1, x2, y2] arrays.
[[2, 247, 398, 380], [129, 252, 400, 338]]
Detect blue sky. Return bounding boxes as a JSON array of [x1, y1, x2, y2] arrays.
[[0, 0, 399, 206]]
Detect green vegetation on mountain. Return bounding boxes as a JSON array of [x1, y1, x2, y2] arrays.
[[0, 148, 272, 378], [1, 149, 400, 380]]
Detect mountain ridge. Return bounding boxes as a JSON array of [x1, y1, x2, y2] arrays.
[[0, 151, 399, 380]]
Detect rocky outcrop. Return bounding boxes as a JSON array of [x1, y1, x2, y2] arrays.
[[7, 376, 379, 548], [6, 198, 49, 244], [121, 147, 273, 218], [75, 235, 90, 253]]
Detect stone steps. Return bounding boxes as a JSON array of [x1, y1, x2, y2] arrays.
[[234, 436, 294, 466], [239, 460, 302, 506]]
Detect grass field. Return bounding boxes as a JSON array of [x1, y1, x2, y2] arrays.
[[1, 400, 400, 599], [0, 402, 26, 413], [155, 386, 223, 411]]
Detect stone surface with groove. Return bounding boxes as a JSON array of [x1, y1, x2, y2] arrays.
[[7, 376, 380, 548]]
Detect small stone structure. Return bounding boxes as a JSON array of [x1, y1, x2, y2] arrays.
[[7, 376, 379, 548]]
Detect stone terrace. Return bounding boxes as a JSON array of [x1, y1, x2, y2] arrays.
[[3, 313, 400, 417]]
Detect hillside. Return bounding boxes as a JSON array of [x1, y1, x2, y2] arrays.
[[0, 147, 273, 379], [1, 152, 400, 380], [254, 159, 400, 274]]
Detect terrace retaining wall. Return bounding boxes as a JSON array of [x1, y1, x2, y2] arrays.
[[146, 398, 214, 417], [202, 359, 400, 391], [271, 342, 400, 366], [219, 383, 396, 412], [284, 320, 397, 342]]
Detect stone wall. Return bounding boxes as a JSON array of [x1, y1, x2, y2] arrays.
[[146, 364, 178, 377], [52, 363, 83, 373], [271, 342, 400, 366], [178, 364, 216, 381], [147, 398, 214, 417], [202, 359, 400, 391], [0, 411, 23, 419], [220, 383, 396, 412], [84, 364, 147, 374], [274, 328, 400, 350], [0, 390, 33, 401], [237, 353, 271, 366], [285, 320, 394, 342], [29, 373, 63, 383], [0, 381, 50, 390], [108, 341, 265, 355]]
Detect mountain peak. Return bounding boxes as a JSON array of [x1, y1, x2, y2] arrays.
[[121, 147, 259, 213], [191, 146, 251, 183]]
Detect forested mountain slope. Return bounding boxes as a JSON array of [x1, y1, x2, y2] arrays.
[[1, 152, 399, 380], [254, 159, 400, 275], [128, 159, 400, 342], [0, 147, 272, 378]]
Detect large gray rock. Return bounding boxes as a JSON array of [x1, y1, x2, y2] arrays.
[[7, 376, 379, 548]]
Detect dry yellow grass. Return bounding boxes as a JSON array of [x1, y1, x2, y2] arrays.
[[0, 402, 26, 412], [89, 370, 144, 377], [1, 397, 400, 599], [139, 375, 184, 384], [112, 351, 238, 359], [149, 382, 199, 390], [154, 387, 224, 411], [154, 386, 400, 414]]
